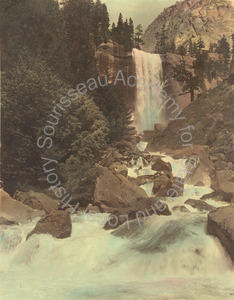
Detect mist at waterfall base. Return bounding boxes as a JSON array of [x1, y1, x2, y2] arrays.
[[1, 50, 234, 300]]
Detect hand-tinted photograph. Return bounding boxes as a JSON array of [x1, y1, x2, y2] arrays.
[[1, 0, 234, 299]]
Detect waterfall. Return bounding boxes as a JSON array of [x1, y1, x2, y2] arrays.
[[132, 48, 164, 133]]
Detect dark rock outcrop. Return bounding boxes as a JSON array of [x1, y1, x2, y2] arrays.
[[0, 217, 19, 226], [201, 191, 233, 203], [27, 210, 72, 239], [14, 190, 58, 214], [151, 158, 172, 177], [95, 41, 135, 110], [94, 165, 171, 229], [0, 189, 45, 224], [211, 169, 234, 202], [95, 42, 133, 83], [152, 174, 173, 196], [94, 164, 148, 213], [172, 206, 190, 213], [103, 197, 171, 230], [207, 205, 234, 263], [185, 198, 216, 211]]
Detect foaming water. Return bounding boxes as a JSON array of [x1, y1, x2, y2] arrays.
[[1, 201, 233, 300], [1, 154, 233, 299]]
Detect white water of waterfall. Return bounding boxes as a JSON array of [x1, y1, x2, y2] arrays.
[[132, 48, 164, 133]]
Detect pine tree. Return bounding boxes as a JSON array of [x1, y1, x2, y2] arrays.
[[62, 0, 96, 84], [111, 22, 118, 42], [100, 3, 110, 43], [128, 18, 134, 50], [189, 39, 194, 56], [216, 35, 231, 64], [117, 13, 124, 44], [173, 59, 200, 102], [197, 37, 205, 54], [193, 42, 197, 55], [176, 45, 186, 56], [155, 24, 168, 54], [134, 24, 144, 49]]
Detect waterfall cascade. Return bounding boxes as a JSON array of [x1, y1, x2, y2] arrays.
[[132, 49, 164, 133]]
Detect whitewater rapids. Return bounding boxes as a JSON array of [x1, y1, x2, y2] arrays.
[[0, 181, 234, 300]]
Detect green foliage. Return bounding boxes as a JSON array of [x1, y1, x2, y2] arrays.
[[173, 59, 200, 102], [62, 0, 97, 84], [59, 156, 97, 206], [216, 35, 231, 66], [197, 37, 205, 54], [155, 25, 177, 54], [55, 95, 110, 205], [56, 95, 110, 162], [1, 0, 134, 198], [110, 14, 135, 51], [205, 59, 218, 82], [92, 85, 133, 141], [134, 24, 144, 50], [189, 39, 198, 56], [194, 51, 209, 76], [155, 24, 168, 54], [176, 45, 187, 56], [0, 0, 62, 71], [1, 50, 68, 181]]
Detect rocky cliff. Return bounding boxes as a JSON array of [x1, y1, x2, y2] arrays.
[[95, 41, 135, 109], [143, 0, 234, 53], [146, 82, 234, 200]]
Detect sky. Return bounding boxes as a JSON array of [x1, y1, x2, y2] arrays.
[[102, 0, 179, 31]]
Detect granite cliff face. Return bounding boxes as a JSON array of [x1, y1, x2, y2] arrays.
[[143, 0, 234, 53], [95, 41, 135, 108], [95, 42, 133, 84]]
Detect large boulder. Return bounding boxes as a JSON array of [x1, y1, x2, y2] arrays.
[[152, 174, 173, 196], [103, 197, 171, 230], [94, 164, 148, 213], [201, 191, 233, 203], [151, 158, 172, 178], [27, 210, 72, 239], [211, 169, 234, 202], [172, 205, 190, 213], [94, 165, 171, 230], [152, 174, 184, 197], [14, 190, 58, 214], [185, 199, 216, 211], [207, 205, 234, 263], [0, 189, 45, 224]]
